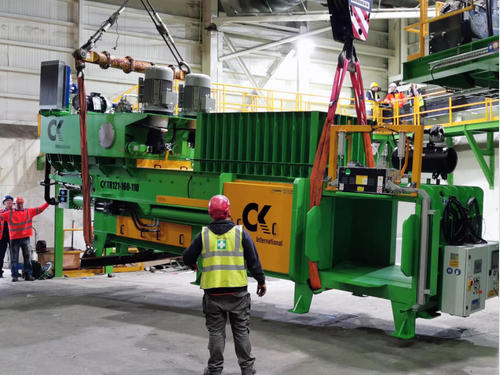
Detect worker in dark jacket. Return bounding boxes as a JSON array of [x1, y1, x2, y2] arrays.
[[0, 195, 14, 278], [183, 194, 266, 375]]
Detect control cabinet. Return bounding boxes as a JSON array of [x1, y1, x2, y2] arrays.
[[486, 242, 499, 299], [441, 243, 491, 317]]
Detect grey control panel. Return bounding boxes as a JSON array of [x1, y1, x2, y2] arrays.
[[440, 243, 497, 317]]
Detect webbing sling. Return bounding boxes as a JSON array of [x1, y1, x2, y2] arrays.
[[308, 41, 375, 290]]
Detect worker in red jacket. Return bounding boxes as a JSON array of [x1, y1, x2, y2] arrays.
[[384, 82, 406, 109], [0, 195, 14, 278], [1, 197, 49, 282]]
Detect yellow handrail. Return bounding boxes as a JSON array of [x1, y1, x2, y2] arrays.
[[111, 82, 498, 130], [406, 0, 475, 61]]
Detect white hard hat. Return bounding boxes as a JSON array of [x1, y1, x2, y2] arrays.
[[389, 82, 397, 89]]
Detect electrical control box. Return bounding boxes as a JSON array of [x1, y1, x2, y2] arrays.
[[338, 167, 388, 193], [441, 243, 496, 317], [486, 242, 499, 299], [39, 60, 71, 111], [57, 188, 69, 209]]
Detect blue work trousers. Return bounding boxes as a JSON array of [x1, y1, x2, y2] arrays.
[[10, 237, 32, 277]]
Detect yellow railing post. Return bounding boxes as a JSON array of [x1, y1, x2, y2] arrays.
[[419, 0, 427, 59], [223, 85, 226, 112], [406, 0, 475, 62], [415, 97, 421, 126], [448, 97, 453, 126], [485, 98, 491, 121]]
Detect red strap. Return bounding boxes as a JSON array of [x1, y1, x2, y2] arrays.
[[350, 61, 374, 167], [77, 75, 93, 247], [307, 53, 375, 290], [308, 57, 350, 290]]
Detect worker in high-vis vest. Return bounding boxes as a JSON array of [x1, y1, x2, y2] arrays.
[[183, 194, 266, 375], [0, 195, 14, 278], [408, 83, 425, 121], [365, 82, 382, 120], [384, 82, 406, 108], [1, 197, 49, 282]]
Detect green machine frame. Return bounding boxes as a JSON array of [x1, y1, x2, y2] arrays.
[[40, 111, 484, 339]]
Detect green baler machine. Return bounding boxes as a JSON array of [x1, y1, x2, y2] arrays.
[[40, 110, 491, 339]]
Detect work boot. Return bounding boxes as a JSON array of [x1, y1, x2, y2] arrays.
[[241, 368, 256, 375], [25, 275, 35, 281], [12, 276, 18, 282], [203, 368, 221, 375]]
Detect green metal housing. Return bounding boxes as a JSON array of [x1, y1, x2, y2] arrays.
[[40, 111, 484, 339], [403, 35, 499, 89]]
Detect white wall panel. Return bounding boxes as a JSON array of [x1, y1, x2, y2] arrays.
[[0, 0, 74, 21], [0, 0, 202, 252], [0, 17, 75, 49], [453, 149, 499, 241]]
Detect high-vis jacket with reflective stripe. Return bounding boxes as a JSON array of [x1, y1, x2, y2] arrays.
[[200, 225, 247, 289], [0, 209, 6, 241], [0, 203, 49, 240]]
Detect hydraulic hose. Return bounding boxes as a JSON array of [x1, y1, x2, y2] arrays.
[[43, 155, 57, 205], [77, 73, 93, 247]]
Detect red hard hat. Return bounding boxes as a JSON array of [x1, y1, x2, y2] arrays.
[[15, 196, 24, 204], [208, 195, 230, 220]]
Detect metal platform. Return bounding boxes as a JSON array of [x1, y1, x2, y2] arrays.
[[403, 35, 499, 89]]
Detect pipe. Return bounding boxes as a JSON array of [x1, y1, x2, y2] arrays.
[[385, 181, 432, 307], [44, 155, 52, 204], [43, 155, 57, 205], [74, 51, 186, 79], [77, 74, 93, 247], [416, 189, 431, 306], [150, 206, 210, 225]]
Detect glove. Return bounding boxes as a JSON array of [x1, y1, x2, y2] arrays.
[[189, 263, 198, 272], [256, 283, 267, 297], [48, 198, 58, 205]]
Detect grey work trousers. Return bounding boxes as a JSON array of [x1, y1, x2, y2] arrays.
[[203, 292, 255, 375]]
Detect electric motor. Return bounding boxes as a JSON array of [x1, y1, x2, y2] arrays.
[[72, 92, 111, 113], [180, 73, 215, 116], [140, 66, 177, 115]]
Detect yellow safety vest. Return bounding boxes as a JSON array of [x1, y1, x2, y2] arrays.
[[417, 95, 424, 108], [200, 225, 247, 289], [410, 91, 424, 108]]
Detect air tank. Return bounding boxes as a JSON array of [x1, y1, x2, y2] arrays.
[[391, 146, 458, 179]]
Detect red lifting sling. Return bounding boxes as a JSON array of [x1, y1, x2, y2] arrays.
[[308, 0, 375, 290]]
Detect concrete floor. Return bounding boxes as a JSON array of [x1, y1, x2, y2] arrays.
[[0, 270, 497, 375]]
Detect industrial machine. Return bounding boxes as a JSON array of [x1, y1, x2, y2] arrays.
[[403, 0, 499, 89], [37, 0, 498, 340]]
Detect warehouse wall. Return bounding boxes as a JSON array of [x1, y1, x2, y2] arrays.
[[0, 0, 201, 253], [219, 19, 392, 102], [0, 1, 497, 259], [453, 147, 499, 241], [396, 144, 499, 264]]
